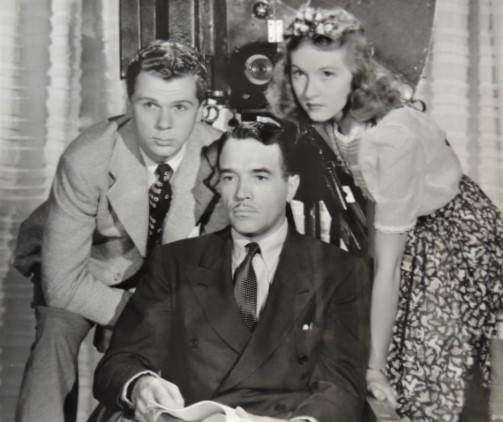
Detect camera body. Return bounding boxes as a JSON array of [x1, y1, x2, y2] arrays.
[[120, 0, 435, 116], [120, 1, 336, 114]]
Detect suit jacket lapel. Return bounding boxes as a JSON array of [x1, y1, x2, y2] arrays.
[[192, 139, 221, 227], [184, 230, 252, 353], [107, 119, 149, 256], [163, 123, 221, 243], [217, 228, 317, 393]]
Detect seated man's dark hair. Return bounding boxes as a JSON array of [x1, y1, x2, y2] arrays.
[[218, 121, 298, 178]]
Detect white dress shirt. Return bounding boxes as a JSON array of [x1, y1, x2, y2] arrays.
[[139, 142, 187, 187]]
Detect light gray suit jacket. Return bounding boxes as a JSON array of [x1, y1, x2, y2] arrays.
[[14, 115, 228, 326]]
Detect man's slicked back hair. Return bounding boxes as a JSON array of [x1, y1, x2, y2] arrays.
[[218, 121, 298, 178]]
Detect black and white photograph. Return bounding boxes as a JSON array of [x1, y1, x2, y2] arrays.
[[0, 1, 502, 421]]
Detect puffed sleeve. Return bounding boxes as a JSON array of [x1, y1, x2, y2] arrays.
[[359, 115, 426, 233]]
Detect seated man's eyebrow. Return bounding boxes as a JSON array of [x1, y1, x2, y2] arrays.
[[137, 96, 158, 102], [172, 100, 195, 105], [251, 168, 272, 174]]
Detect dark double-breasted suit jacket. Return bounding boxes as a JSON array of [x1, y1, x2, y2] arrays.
[[94, 226, 367, 421]]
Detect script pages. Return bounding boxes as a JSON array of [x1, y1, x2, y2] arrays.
[[147, 400, 252, 422]]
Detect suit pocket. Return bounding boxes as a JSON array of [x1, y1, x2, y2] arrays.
[[295, 327, 322, 365], [89, 240, 143, 285], [88, 258, 118, 284]]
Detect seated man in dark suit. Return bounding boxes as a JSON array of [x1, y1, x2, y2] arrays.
[[93, 122, 366, 422]]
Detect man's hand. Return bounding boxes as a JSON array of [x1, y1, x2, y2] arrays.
[[131, 375, 184, 422], [366, 368, 398, 408], [235, 407, 288, 421]]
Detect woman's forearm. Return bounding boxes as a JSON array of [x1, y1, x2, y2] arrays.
[[368, 231, 407, 369], [368, 267, 401, 369]]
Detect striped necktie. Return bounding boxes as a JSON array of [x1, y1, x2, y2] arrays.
[[147, 163, 172, 253]]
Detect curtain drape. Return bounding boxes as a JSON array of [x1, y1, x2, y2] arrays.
[[0, 0, 501, 420], [417, 0, 503, 209], [0, 0, 124, 420]]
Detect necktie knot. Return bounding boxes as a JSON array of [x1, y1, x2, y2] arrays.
[[155, 163, 172, 183], [245, 242, 260, 257]]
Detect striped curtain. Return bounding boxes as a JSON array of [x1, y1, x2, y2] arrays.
[[417, 0, 503, 210], [0, 0, 125, 420], [0, 0, 501, 421]]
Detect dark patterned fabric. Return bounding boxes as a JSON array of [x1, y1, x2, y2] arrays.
[[234, 242, 260, 329], [147, 163, 173, 253], [387, 176, 503, 421]]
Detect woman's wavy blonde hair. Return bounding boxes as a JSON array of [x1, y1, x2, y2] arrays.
[[266, 7, 408, 124]]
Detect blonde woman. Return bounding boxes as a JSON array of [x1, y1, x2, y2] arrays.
[[267, 6, 503, 421]]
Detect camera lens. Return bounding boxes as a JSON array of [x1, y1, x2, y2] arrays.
[[244, 54, 273, 85]]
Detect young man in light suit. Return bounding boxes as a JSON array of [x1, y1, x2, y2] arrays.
[[13, 40, 228, 422], [93, 122, 366, 422]]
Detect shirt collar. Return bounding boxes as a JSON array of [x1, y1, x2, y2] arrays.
[[140, 143, 187, 175], [231, 218, 288, 276]]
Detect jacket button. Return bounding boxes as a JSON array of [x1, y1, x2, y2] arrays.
[[190, 339, 199, 349], [275, 403, 287, 412], [297, 354, 308, 365]]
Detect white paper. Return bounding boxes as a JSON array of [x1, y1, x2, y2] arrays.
[[147, 400, 251, 422]]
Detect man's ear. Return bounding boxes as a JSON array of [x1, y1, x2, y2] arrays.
[[287, 174, 300, 202]]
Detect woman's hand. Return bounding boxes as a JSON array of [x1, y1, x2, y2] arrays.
[[366, 368, 398, 408]]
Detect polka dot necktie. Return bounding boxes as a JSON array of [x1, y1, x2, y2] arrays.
[[233, 242, 261, 330], [147, 163, 173, 253]]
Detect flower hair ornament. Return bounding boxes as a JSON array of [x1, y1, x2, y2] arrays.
[[278, 1, 436, 89], [285, 7, 363, 42]]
